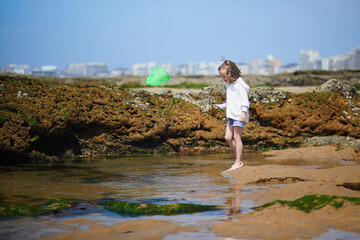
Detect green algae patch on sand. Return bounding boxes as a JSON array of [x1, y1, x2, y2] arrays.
[[0, 198, 75, 218], [98, 200, 219, 216], [254, 194, 360, 213]]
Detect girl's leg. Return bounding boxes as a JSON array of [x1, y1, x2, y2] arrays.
[[225, 125, 245, 169], [225, 125, 236, 154], [233, 126, 244, 165]]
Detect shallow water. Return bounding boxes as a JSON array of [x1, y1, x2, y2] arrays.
[[0, 153, 239, 208], [0, 152, 355, 239]]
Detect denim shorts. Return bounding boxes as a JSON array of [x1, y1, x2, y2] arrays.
[[227, 118, 246, 127]]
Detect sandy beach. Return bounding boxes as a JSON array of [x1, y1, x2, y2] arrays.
[[27, 146, 360, 240], [214, 164, 360, 239], [215, 146, 360, 239], [35, 219, 195, 240]]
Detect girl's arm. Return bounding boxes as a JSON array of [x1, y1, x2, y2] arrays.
[[239, 110, 247, 122], [238, 85, 249, 122], [214, 102, 226, 109]]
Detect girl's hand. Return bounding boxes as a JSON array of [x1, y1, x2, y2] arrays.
[[213, 104, 220, 109], [239, 112, 246, 122]]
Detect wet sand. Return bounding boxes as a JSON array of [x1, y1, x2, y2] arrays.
[[274, 86, 317, 94], [214, 165, 360, 239], [213, 204, 360, 240], [263, 145, 359, 162], [32, 219, 195, 240], [215, 146, 360, 239], [30, 146, 360, 240]]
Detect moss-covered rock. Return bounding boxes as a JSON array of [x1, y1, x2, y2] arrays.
[[0, 198, 219, 218], [0, 73, 227, 162], [254, 194, 360, 213], [1, 73, 360, 163], [0, 198, 74, 217], [98, 200, 219, 216]]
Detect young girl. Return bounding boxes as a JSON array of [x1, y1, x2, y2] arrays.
[[214, 60, 250, 170]]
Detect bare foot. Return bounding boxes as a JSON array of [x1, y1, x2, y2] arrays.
[[229, 161, 244, 170]]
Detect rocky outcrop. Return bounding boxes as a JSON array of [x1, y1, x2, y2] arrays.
[[249, 87, 288, 104], [314, 79, 360, 119], [243, 79, 360, 150], [200, 85, 226, 96], [169, 92, 215, 112], [314, 79, 358, 98], [1, 74, 360, 163], [303, 136, 356, 147], [0, 74, 227, 162]]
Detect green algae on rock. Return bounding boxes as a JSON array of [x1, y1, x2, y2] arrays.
[[98, 200, 219, 216], [254, 194, 360, 213], [0, 198, 75, 218], [0, 198, 219, 218]]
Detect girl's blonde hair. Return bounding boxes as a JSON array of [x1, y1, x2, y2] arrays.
[[218, 60, 242, 83]]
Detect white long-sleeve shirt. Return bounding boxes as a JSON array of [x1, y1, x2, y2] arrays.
[[218, 77, 250, 122]]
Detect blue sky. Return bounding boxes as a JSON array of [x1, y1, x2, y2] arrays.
[[1, 0, 359, 71]]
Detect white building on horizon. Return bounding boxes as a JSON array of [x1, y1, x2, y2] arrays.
[[237, 63, 251, 75], [333, 54, 348, 70], [278, 63, 299, 73], [161, 62, 173, 75], [299, 50, 320, 70], [130, 47, 360, 76], [251, 55, 282, 75], [298, 47, 360, 71], [32, 65, 57, 76], [132, 62, 156, 76], [197, 62, 210, 75], [110, 68, 131, 77], [345, 47, 360, 70], [208, 61, 223, 75], [4, 64, 30, 75], [66, 62, 108, 77]]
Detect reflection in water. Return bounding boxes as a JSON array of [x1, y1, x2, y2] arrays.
[[0, 152, 348, 239], [0, 151, 343, 207], [225, 187, 242, 217], [0, 153, 243, 208]]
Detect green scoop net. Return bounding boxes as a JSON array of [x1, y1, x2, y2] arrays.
[[146, 66, 212, 104], [146, 66, 170, 86]]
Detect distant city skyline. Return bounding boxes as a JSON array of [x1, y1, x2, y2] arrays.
[[3, 46, 360, 77], [1, 0, 360, 71]]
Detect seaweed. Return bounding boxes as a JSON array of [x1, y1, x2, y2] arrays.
[[0, 198, 219, 218], [254, 194, 360, 213], [0, 198, 74, 218], [98, 200, 219, 216]]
